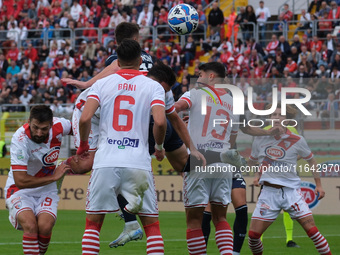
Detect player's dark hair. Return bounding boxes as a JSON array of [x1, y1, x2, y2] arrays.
[[266, 102, 297, 119], [147, 61, 176, 87], [115, 22, 140, 45], [116, 39, 141, 66], [29, 105, 53, 123], [198, 62, 226, 79]]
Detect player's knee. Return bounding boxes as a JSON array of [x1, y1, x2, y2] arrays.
[[22, 221, 38, 234], [248, 230, 261, 240], [38, 220, 54, 236]]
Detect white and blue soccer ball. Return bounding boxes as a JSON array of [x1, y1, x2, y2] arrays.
[[167, 4, 199, 35]]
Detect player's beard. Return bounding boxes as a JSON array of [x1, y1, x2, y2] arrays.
[[30, 130, 49, 143]]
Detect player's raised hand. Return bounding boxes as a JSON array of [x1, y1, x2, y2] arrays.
[[154, 148, 165, 161], [77, 140, 89, 156], [54, 163, 71, 181], [61, 78, 88, 89], [315, 186, 325, 200]]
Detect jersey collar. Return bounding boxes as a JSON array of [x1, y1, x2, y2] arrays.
[[116, 69, 143, 80]]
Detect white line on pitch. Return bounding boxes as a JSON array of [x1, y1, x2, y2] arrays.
[[1, 234, 340, 246]]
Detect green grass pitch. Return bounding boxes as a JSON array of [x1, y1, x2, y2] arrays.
[[1, 210, 339, 254]]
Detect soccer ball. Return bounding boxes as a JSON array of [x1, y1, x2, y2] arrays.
[[167, 4, 199, 35]]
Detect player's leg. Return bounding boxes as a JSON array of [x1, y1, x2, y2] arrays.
[[82, 214, 105, 255], [231, 179, 248, 255], [165, 144, 188, 172], [287, 188, 331, 254], [248, 219, 273, 255], [283, 211, 299, 247], [109, 195, 143, 248], [17, 210, 40, 255], [201, 203, 212, 245], [296, 215, 332, 255], [36, 193, 59, 255], [6, 192, 40, 255], [139, 216, 164, 255], [37, 213, 56, 255], [186, 207, 207, 255], [84, 167, 121, 254], [119, 168, 164, 254], [210, 204, 233, 254]]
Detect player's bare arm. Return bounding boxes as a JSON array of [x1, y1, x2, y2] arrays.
[[174, 100, 189, 113], [62, 60, 120, 89], [248, 158, 261, 186], [152, 105, 167, 161], [307, 157, 325, 200], [78, 98, 99, 155], [13, 163, 70, 189]]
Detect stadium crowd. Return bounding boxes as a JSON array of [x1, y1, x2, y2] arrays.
[[0, 0, 339, 117]]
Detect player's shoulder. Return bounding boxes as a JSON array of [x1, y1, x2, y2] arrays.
[[12, 125, 28, 143], [105, 53, 117, 67], [52, 117, 71, 132]]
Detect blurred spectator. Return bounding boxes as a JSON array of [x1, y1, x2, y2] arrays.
[[317, 1, 330, 17], [130, 7, 139, 23], [30, 89, 44, 104], [19, 89, 32, 106], [8, 97, 25, 112], [28, 3, 38, 20], [278, 35, 291, 57], [308, 0, 322, 14], [90, 1, 102, 19], [7, 22, 20, 42], [290, 35, 302, 53], [110, 9, 123, 27], [243, 5, 257, 40], [137, 5, 152, 26], [7, 60, 20, 76], [286, 56, 298, 74], [310, 35, 322, 52], [266, 34, 279, 57], [318, 11, 333, 38], [328, 1, 340, 27], [98, 10, 110, 32], [0, 53, 8, 77], [294, 9, 311, 35], [196, 4, 207, 40], [274, 4, 293, 33], [170, 49, 182, 75], [182, 35, 196, 69], [321, 93, 339, 128], [225, 7, 238, 42], [256, 0, 271, 47], [208, 2, 224, 34], [200, 27, 221, 53], [70, 0, 82, 21]]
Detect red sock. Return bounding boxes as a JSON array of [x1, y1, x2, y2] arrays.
[[248, 230, 263, 255], [144, 221, 164, 255], [82, 218, 102, 255], [307, 226, 332, 255], [186, 228, 207, 255], [23, 233, 39, 255], [215, 221, 233, 254], [38, 234, 51, 254]]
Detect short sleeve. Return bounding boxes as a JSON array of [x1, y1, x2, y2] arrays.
[[296, 137, 313, 160], [179, 91, 191, 108], [87, 81, 101, 104], [151, 82, 165, 108], [10, 134, 29, 171], [165, 91, 175, 115], [59, 117, 72, 136]]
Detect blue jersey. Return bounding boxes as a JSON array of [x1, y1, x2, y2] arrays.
[[105, 50, 153, 72]]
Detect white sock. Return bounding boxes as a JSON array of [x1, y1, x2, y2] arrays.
[[125, 221, 140, 230]]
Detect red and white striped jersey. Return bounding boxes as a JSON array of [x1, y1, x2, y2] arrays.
[[5, 117, 71, 197], [87, 69, 165, 171], [250, 129, 313, 188], [179, 88, 239, 152]]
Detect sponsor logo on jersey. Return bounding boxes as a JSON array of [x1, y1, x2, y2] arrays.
[[107, 137, 139, 149], [17, 149, 24, 160], [265, 146, 285, 159], [31, 147, 43, 154], [300, 181, 320, 210], [42, 146, 60, 165], [197, 141, 224, 150]]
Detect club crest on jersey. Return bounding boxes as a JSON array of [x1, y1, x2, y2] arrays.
[[42, 146, 60, 165], [300, 181, 320, 210], [17, 149, 24, 160], [265, 146, 285, 159], [107, 137, 139, 149]]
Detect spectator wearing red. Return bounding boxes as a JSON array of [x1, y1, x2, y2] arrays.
[[51, 1, 63, 18], [38, 69, 49, 87], [53, 51, 65, 69], [285, 56, 298, 73], [98, 10, 110, 29], [83, 21, 97, 41], [12, 3, 22, 20], [6, 42, 20, 63], [220, 45, 232, 64], [90, 1, 102, 18], [310, 35, 322, 52], [328, 1, 340, 22], [37, 4, 50, 18], [79, 12, 88, 25], [159, 8, 168, 22], [25, 43, 38, 63], [266, 34, 279, 56], [318, 11, 333, 38], [263, 55, 275, 78]]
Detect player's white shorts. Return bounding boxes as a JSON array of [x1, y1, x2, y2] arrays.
[[72, 110, 99, 151], [6, 191, 59, 230], [252, 185, 312, 222], [86, 167, 159, 217], [183, 164, 232, 208]]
